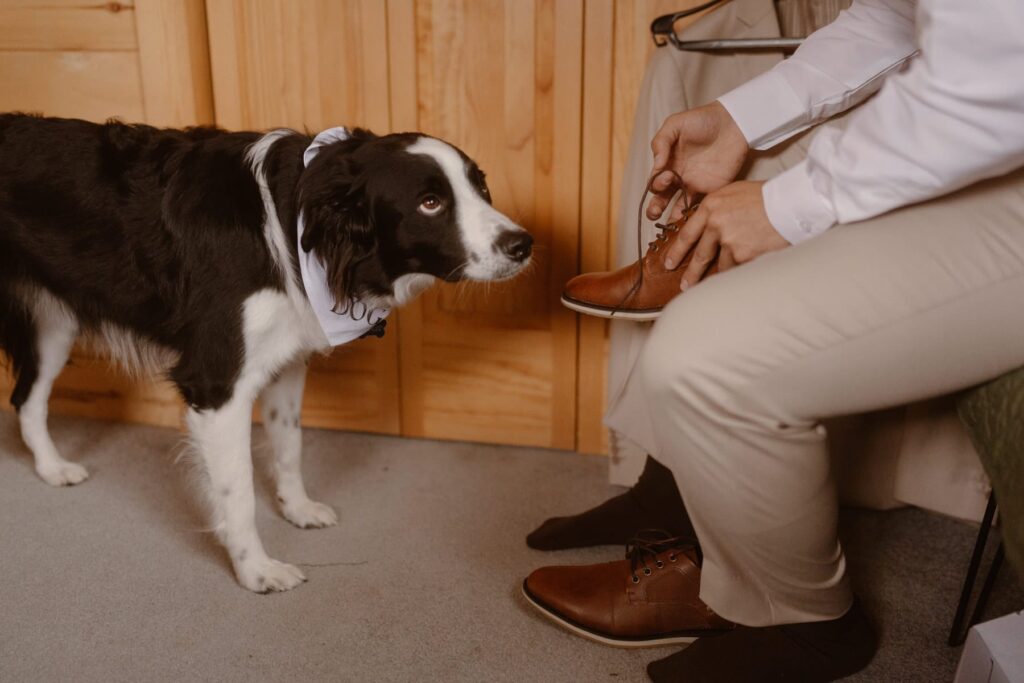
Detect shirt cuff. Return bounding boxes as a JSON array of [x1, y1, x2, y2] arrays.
[[762, 160, 837, 245], [717, 70, 809, 150]]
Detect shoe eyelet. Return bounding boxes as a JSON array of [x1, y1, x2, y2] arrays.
[[651, 245, 659, 252], [643, 567, 652, 576], [632, 575, 640, 584], [668, 554, 677, 563], [655, 561, 664, 569]]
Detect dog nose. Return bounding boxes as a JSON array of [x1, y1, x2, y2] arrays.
[[496, 230, 533, 262]]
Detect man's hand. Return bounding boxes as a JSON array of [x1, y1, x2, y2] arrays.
[[647, 101, 750, 222], [663, 181, 789, 289]]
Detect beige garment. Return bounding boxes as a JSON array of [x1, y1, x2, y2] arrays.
[[604, 5, 1024, 625], [775, 0, 851, 38], [606, 0, 990, 526]]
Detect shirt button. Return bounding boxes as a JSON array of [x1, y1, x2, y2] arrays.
[[798, 220, 812, 231]]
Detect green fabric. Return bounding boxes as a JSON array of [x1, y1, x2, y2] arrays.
[[957, 367, 1024, 576]]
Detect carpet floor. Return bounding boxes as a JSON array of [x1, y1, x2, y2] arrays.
[[0, 413, 1020, 682]]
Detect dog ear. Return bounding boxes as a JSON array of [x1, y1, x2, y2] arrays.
[[299, 148, 378, 305]]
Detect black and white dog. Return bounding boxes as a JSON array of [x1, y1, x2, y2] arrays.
[[0, 114, 532, 592]]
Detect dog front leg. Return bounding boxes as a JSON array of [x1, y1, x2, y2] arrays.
[[259, 357, 338, 528], [187, 397, 306, 593]]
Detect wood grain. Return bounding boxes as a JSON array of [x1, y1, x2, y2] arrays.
[[0, 0, 137, 51], [207, 0, 391, 132], [135, 0, 214, 127], [576, 0, 615, 455], [0, 51, 144, 121]]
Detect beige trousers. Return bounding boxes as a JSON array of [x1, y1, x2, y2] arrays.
[[605, 0, 1024, 626]]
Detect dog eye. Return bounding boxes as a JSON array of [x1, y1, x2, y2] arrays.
[[418, 195, 445, 216]]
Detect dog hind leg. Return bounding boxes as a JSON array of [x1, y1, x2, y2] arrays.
[[16, 293, 87, 486], [258, 357, 338, 529]]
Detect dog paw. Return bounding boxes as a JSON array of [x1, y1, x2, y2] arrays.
[[236, 557, 307, 593], [36, 461, 90, 487], [282, 498, 338, 529]]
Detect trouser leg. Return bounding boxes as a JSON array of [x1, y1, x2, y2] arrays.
[[626, 168, 1024, 625]]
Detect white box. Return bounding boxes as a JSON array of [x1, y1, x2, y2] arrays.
[[954, 610, 1024, 683]]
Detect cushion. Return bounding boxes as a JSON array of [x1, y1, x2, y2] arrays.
[[957, 366, 1024, 575]]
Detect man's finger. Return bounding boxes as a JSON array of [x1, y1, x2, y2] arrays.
[[651, 138, 670, 172], [651, 169, 684, 193], [681, 227, 719, 289], [646, 171, 682, 220], [664, 207, 706, 270], [650, 126, 678, 172], [718, 245, 736, 272]]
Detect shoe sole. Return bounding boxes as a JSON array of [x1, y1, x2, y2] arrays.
[[521, 580, 702, 649], [559, 295, 662, 322]]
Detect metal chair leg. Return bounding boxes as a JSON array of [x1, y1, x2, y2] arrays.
[[967, 542, 1005, 630], [949, 492, 998, 646]]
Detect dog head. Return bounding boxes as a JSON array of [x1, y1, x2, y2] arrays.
[[297, 129, 532, 309]]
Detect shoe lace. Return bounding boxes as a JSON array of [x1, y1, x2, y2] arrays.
[[612, 171, 693, 317], [625, 528, 697, 583]]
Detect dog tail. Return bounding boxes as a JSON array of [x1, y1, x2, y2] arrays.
[[0, 283, 38, 410]]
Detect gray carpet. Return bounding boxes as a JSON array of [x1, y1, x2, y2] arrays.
[[0, 413, 1020, 682]]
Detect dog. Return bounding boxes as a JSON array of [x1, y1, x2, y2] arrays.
[[0, 113, 533, 592]]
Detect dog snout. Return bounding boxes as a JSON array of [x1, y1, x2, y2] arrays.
[[495, 229, 533, 262]]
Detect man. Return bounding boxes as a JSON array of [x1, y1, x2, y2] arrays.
[[522, 0, 1024, 680]]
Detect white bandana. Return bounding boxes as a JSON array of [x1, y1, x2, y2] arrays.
[[298, 127, 389, 346]]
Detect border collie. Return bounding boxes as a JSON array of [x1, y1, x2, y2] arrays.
[[0, 113, 532, 592]]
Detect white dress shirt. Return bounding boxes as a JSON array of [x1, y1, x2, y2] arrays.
[[717, 0, 1024, 244]]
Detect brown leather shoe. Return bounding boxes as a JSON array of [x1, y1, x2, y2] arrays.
[[522, 534, 734, 647], [561, 205, 718, 321]]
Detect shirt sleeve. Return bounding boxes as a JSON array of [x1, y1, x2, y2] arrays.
[[765, 0, 1024, 244], [718, 0, 918, 150]]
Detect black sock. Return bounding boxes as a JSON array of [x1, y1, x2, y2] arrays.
[[647, 600, 877, 683], [526, 455, 696, 550]]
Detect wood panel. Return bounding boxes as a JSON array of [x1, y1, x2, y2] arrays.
[[205, 0, 401, 435], [0, 51, 144, 121], [575, 0, 614, 454], [0, 0, 137, 51], [136, 0, 214, 127], [392, 0, 582, 449], [206, 0, 390, 132]]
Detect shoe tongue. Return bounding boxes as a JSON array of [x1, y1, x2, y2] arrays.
[[681, 546, 702, 567]]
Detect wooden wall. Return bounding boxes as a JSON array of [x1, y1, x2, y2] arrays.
[[0, 0, 711, 453]]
